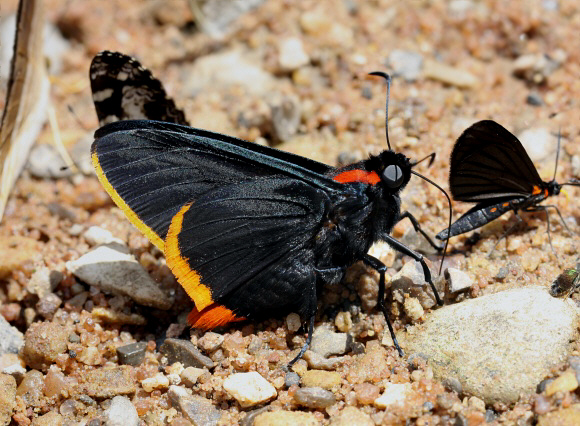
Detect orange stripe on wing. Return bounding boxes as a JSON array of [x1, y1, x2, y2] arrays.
[[188, 303, 245, 329], [165, 202, 214, 311], [92, 152, 164, 250], [333, 169, 380, 185]]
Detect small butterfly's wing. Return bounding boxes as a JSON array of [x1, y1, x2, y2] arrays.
[[165, 177, 330, 328], [449, 120, 543, 202], [90, 51, 188, 125], [92, 120, 336, 250]]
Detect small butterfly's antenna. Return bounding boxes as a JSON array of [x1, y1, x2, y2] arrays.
[[553, 127, 561, 181], [411, 170, 453, 276], [369, 71, 392, 151], [411, 152, 436, 168]]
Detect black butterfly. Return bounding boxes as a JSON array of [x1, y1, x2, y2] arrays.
[[436, 120, 579, 249], [90, 52, 451, 363]]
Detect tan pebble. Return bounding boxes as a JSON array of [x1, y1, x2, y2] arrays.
[[468, 396, 486, 412], [78, 346, 102, 366], [404, 297, 424, 321], [0, 374, 16, 425], [223, 372, 276, 408], [537, 405, 580, 426], [353, 383, 380, 405], [374, 382, 412, 409], [180, 367, 205, 387], [423, 59, 479, 89], [301, 370, 341, 390], [545, 370, 578, 396], [141, 373, 170, 392], [286, 313, 301, 333], [254, 410, 319, 426], [335, 312, 352, 333], [329, 406, 373, 425]]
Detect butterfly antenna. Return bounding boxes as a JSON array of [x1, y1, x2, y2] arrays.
[[411, 152, 436, 168], [411, 170, 453, 275], [553, 127, 561, 181], [369, 71, 392, 150]]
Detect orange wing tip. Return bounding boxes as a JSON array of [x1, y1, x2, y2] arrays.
[[165, 203, 214, 310], [92, 152, 165, 250], [188, 304, 245, 329]]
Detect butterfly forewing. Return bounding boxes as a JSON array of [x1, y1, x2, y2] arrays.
[[450, 120, 543, 201]]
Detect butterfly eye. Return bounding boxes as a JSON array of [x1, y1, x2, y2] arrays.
[[382, 164, 404, 188]]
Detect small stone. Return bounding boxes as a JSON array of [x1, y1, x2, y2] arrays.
[[168, 386, 221, 425], [91, 307, 146, 325], [545, 370, 578, 396], [27, 144, 71, 178], [302, 351, 346, 370], [180, 367, 205, 387], [330, 407, 374, 425], [2, 362, 26, 384], [0, 374, 16, 425], [16, 370, 44, 406], [538, 406, 580, 426], [300, 370, 341, 390], [423, 59, 478, 89], [31, 410, 63, 426], [82, 226, 124, 246], [223, 372, 277, 408], [27, 268, 62, 297], [0, 315, 23, 356], [294, 387, 336, 409], [346, 341, 390, 384], [0, 236, 41, 279], [79, 366, 136, 398], [36, 293, 63, 320], [468, 396, 486, 412], [353, 383, 380, 405], [390, 260, 438, 308], [387, 50, 423, 82], [518, 128, 554, 163], [20, 322, 68, 370], [269, 94, 301, 143], [44, 367, 69, 398], [254, 410, 319, 426], [513, 52, 564, 84], [278, 37, 309, 71], [403, 297, 424, 321], [285, 313, 301, 333], [241, 406, 271, 426], [104, 396, 139, 426], [78, 346, 102, 366], [284, 372, 300, 388], [446, 268, 473, 293], [310, 325, 349, 358], [527, 92, 544, 106], [496, 266, 509, 280], [334, 311, 352, 333], [442, 377, 463, 394], [198, 332, 224, 353], [374, 382, 412, 409], [66, 243, 171, 310], [160, 338, 214, 369], [141, 373, 169, 392], [117, 342, 147, 366]]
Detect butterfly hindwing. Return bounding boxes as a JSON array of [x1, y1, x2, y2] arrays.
[[450, 120, 542, 202], [165, 177, 330, 327], [90, 51, 188, 126]]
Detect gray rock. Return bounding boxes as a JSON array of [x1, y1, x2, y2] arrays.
[[405, 287, 579, 404], [27, 144, 72, 179], [168, 385, 222, 425], [27, 268, 62, 297], [310, 325, 350, 358], [160, 338, 214, 369], [387, 50, 423, 82], [303, 350, 346, 370], [270, 94, 301, 143], [70, 134, 95, 176], [197, 332, 224, 353], [445, 268, 473, 293], [278, 37, 309, 71], [518, 127, 555, 163], [36, 293, 62, 320], [526, 92, 544, 106], [294, 387, 336, 409], [0, 316, 23, 355], [183, 49, 275, 97], [193, 0, 266, 38], [65, 243, 171, 310], [390, 260, 440, 309], [104, 396, 139, 426], [513, 51, 566, 84], [117, 342, 147, 366], [284, 372, 300, 388]]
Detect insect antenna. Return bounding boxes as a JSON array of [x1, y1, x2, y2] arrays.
[[411, 152, 436, 168], [411, 170, 453, 275], [369, 71, 392, 150], [552, 127, 562, 181]]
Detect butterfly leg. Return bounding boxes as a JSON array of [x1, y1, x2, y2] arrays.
[[524, 205, 560, 257], [398, 211, 443, 251], [382, 234, 443, 306], [489, 211, 525, 257], [286, 272, 318, 370], [363, 254, 404, 356], [527, 204, 572, 234]]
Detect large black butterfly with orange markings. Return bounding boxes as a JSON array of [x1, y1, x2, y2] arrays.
[[90, 51, 447, 363]]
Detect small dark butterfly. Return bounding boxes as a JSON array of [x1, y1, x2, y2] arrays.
[[436, 120, 579, 250]]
